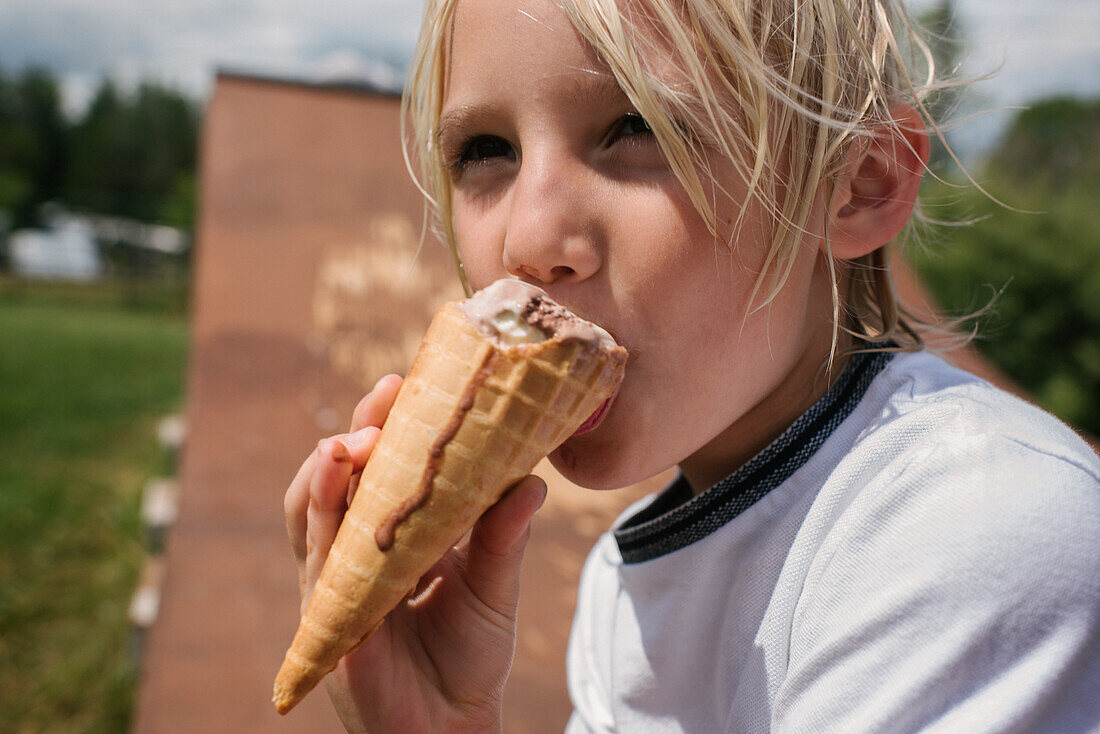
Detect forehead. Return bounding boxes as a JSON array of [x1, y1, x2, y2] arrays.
[[447, 0, 602, 71], [445, 0, 692, 100], [444, 0, 616, 103]]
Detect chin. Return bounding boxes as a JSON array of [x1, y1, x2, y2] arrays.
[[548, 432, 660, 490]]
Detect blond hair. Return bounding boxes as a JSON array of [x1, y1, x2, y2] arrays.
[[403, 0, 953, 352]]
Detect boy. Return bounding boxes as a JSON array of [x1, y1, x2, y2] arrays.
[[284, 0, 1100, 730]]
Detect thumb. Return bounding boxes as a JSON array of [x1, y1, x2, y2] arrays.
[[463, 475, 547, 615]]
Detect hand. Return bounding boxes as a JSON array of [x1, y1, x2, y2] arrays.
[[284, 374, 547, 733]]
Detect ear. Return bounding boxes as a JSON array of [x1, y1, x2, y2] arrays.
[[825, 104, 930, 259]]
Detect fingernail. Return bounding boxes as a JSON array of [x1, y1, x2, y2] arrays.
[[344, 425, 380, 447], [532, 478, 548, 510], [371, 374, 397, 393], [316, 437, 352, 461], [329, 440, 351, 462]]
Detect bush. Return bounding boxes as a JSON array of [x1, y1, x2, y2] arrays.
[[913, 98, 1100, 436]]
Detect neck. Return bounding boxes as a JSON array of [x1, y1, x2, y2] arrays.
[[679, 315, 851, 495]]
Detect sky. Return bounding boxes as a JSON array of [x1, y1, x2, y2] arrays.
[[1, 0, 1098, 160]]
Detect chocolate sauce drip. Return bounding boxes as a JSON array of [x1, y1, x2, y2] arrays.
[[374, 352, 494, 551]]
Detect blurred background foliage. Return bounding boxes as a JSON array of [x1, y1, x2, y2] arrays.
[[914, 97, 1100, 437], [0, 66, 198, 231]]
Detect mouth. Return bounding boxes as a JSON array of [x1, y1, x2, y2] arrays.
[[571, 384, 619, 437]]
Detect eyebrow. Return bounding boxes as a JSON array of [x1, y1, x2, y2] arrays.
[[436, 70, 628, 146], [435, 103, 496, 150]]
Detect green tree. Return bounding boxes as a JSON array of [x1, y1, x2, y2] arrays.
[[68, 80, 127, 215], [985, 97, 1100, 190], [0, 66, 67, 227], [67, 80, 198, 226], [0, 68, 31, 213]]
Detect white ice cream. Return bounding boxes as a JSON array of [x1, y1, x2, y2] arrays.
[[489, 308, 547, 345], [458, 278, 618, 349]]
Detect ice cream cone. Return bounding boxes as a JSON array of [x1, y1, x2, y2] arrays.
[[273, 281, 626, 714]]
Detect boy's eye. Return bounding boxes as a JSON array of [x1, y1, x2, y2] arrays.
[[453, 135, 516, 170], [612, 113, 653, 140]]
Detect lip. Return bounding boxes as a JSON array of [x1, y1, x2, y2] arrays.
[[571, 383, 620, 437]]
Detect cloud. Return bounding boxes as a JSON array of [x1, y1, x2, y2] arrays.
[[311, 49, 405, 91], [958, 0, 1100, 100], [0, 0, 425, 110]]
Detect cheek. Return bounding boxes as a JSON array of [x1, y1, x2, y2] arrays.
[[616, 209, 760, 329], [452, 206, 503, 284], [610, 197, 706, 282], [620, 175, 767, 280]]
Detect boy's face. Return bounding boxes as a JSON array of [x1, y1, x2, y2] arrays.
[[441, 0, 838, 491]]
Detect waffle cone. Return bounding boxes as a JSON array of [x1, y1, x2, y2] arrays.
[[273, 300, 626, 714]]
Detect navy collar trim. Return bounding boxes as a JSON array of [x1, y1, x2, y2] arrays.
[[614, 349, 892, 564]]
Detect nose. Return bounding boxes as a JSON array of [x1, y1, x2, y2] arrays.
[[502, 153, 602, 286]]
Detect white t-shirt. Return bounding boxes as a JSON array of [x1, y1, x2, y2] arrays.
[[566, 351, 1100, 733]]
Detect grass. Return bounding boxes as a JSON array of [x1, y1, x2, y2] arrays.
[[0, 277, 188, 733]]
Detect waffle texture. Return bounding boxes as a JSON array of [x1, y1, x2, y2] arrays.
[[273, 301, 626, 714]]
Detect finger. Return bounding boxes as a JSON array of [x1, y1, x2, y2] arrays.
[[463, 475, 547, 615], [285, 449, 319, 588], [350, 374, 403, 432], [303, 438, 356, 608], [347, 375, 402, 501], [341, 425, 381, 505], [286, 425, 382, 600]]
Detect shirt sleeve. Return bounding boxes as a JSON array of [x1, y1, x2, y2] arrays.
[[774, 435, 1100, 733]]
